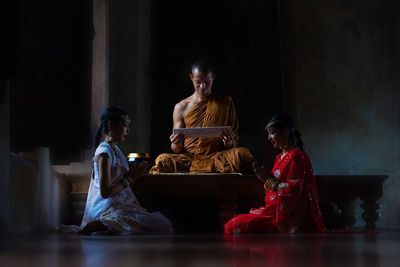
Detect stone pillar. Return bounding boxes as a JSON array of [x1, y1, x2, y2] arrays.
[[0, 81, 10, 233], [91, 0, 109, 144], [108, 0, 153, 154], [135, 0, 153, 153]]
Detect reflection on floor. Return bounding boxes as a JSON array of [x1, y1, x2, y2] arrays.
[[0, 232, 399, 267]]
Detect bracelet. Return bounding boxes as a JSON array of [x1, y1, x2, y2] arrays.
[[264, 178, 279, 192], [263, 183, 268, 192]]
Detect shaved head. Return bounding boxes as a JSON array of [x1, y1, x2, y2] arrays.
[[191, 60, 216, 75]]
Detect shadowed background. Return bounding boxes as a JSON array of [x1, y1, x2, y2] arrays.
[[2, 0, 400, 230]]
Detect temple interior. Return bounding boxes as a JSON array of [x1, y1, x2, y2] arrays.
[[1, 0, 400, 266]]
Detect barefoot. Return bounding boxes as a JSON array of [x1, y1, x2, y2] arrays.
[[79, 220, 107, 235]]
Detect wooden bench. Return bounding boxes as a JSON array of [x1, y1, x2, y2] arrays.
[[315, 175, 388, 231], [68, 173, 387, 232], [133, 174, 388, 232]]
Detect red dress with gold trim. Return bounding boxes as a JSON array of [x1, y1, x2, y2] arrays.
[[224, 149, 326, 234]]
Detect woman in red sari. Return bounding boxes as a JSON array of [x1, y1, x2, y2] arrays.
[[224, 115, 325, 234]]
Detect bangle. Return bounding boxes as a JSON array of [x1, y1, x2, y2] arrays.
[[263, 183, 268, 192], [264, 178, 279, 192]]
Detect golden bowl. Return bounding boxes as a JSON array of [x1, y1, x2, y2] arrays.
[[127, 153, 151, 164]]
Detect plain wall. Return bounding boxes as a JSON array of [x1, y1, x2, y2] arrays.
[[280, 0, 400, 229]]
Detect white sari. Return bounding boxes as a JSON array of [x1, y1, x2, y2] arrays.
[[81, 142, 173, 234]]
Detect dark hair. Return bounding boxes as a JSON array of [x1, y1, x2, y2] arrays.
[[94, 106, 129, 148], [191, 60, 216, 75], [265, 114, 304, 151]]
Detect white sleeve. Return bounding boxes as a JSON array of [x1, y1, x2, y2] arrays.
[[94, 143, 113, 162]]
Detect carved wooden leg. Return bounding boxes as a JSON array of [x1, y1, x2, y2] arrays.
[[337, 196, 357, 227], [360, 195, 381, 231]]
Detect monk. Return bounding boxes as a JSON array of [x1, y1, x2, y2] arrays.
[[150, 61, 255, 174]]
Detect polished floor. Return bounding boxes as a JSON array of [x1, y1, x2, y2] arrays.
[[0, 232, 399, 267]]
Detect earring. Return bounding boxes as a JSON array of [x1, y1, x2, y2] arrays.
[[107, 130, 113, 142], [284, 137, 290, 148]]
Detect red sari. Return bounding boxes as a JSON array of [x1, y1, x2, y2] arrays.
[[224, 149, 326, 234]]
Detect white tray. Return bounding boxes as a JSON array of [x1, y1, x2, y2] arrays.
[[173, 126, 234, 138]]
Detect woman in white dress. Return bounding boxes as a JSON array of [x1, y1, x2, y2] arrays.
[[80, 106, 173, 234]]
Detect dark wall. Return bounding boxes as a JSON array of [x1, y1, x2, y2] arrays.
[[1, 1, 15, 84], [151, 0, 282, 165], [280, 0, 400, 230], [0, 0, 12, 231], [9, 0, 92, 163]]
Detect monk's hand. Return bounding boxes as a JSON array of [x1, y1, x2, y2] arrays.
[[170, 133, 184, 145], [252, 161, 272, 183], [170, 132, 184, 153], [221, 130, 234, 148], [128, 161, 149, 184]]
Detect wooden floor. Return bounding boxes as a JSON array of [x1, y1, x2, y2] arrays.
[[0, 232, 399, 267]]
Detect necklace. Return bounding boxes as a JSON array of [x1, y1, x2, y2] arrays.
[[281, 146, 296, 159], [107, 141, 120, 162], [113, 147, 120, 162]]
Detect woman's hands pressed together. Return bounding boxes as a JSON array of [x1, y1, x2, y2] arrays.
[[128, 161, 149, 185], [252, 162, 278, 192]]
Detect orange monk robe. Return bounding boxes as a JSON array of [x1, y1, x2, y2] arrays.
[[150, 93, 255, 174]]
